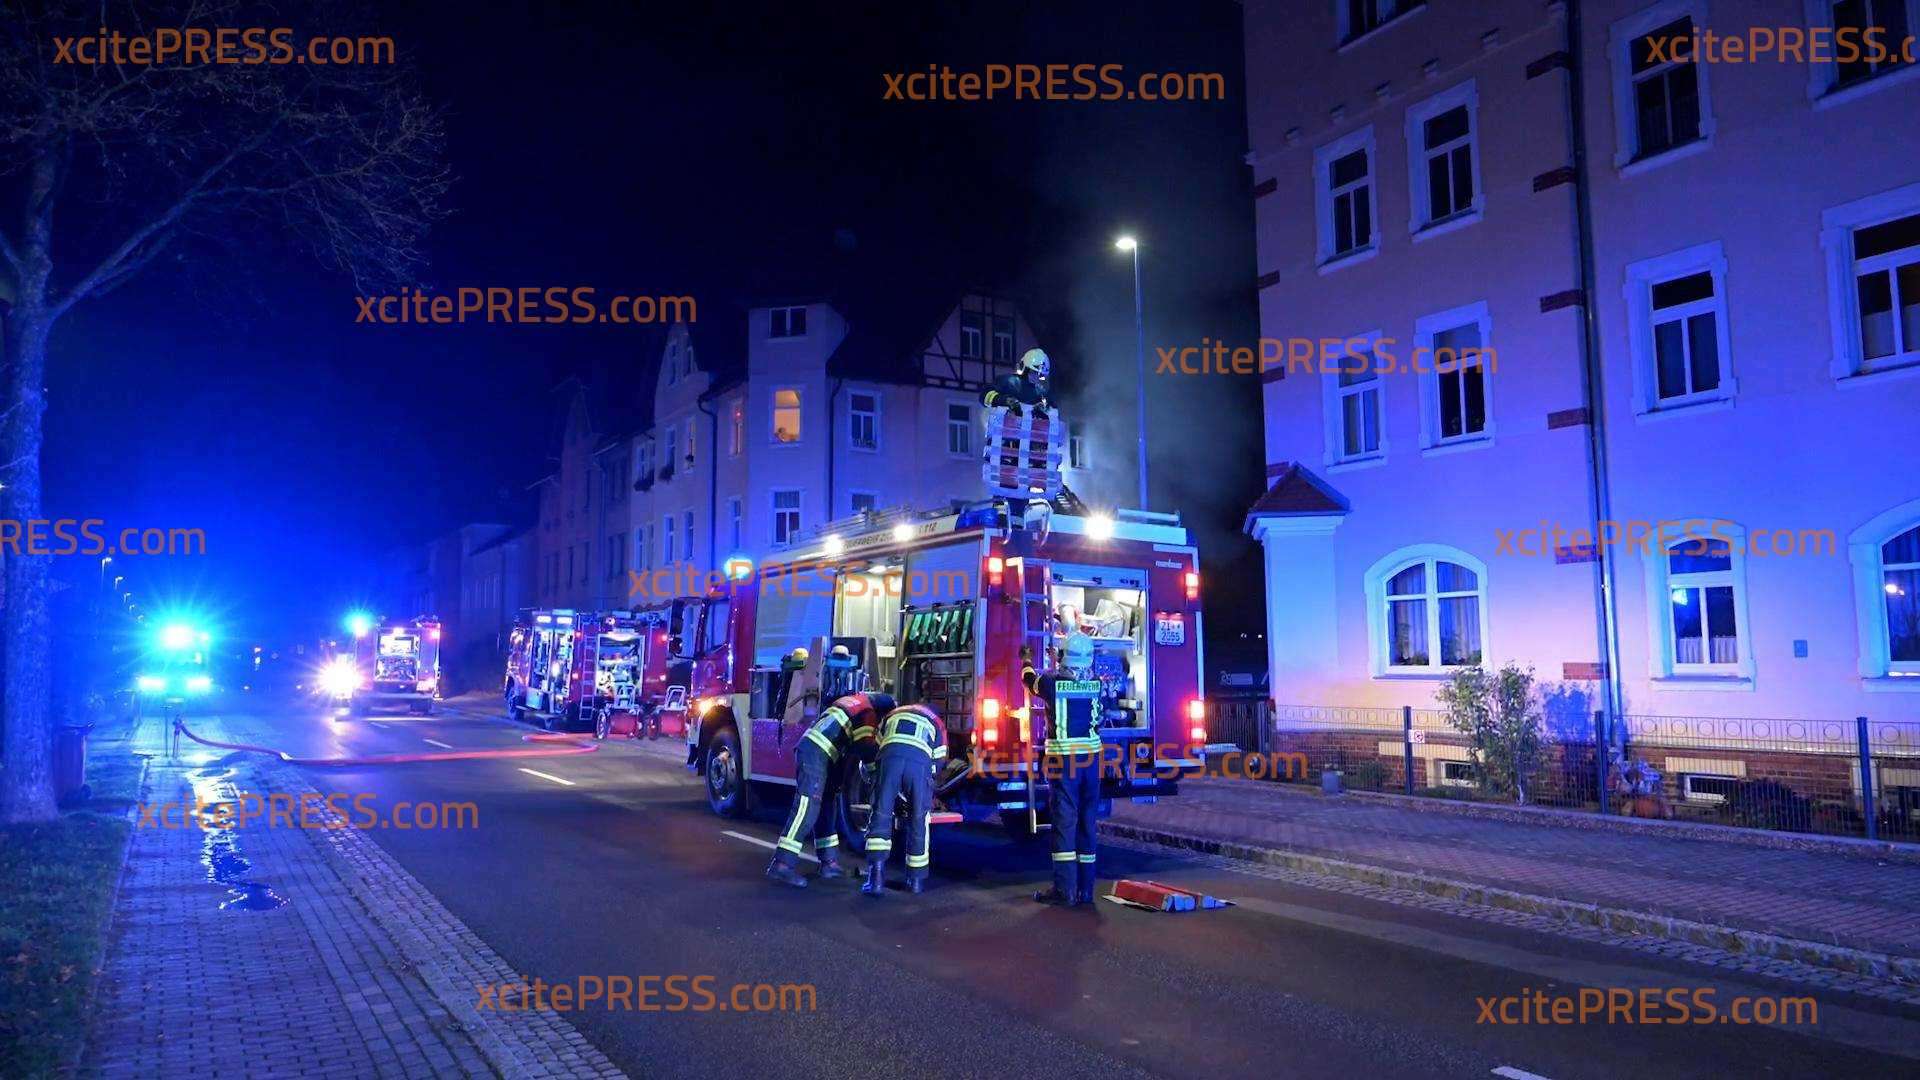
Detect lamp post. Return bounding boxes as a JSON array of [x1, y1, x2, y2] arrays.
[[1115, 236, 1148, 510]]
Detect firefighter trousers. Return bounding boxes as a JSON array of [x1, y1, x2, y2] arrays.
[[864, 748, 932, 881], [1047, 751, 1102, 899], [773, 743, 843, 867]]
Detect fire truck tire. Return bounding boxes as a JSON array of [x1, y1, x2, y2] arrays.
[[705, 726, 749, 818], [592, 710, 610, 741]]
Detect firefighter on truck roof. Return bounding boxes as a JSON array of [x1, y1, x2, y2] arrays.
[[861, 702, 947, 897], [980, 347, 1054, 544], [765, 672, 894, 888], [1029, 633, 1106, 907]]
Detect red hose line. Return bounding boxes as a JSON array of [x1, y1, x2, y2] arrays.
[[172, 719, 599, 766]]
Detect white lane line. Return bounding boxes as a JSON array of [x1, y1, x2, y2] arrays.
[[422, 738, 453, 749], [1493, 1068, 1552, 1080], [518, 767, 576, 786], [722, 829, 817, 863], [368, 721, 391, 729]]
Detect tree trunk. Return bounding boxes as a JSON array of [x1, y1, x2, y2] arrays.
[[0, 312, 56, 823]]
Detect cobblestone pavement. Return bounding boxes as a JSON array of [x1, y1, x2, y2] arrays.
[[1109, 778, 1920, 961], [79, 714, 624, 1079]]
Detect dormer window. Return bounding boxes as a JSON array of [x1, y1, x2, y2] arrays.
[[771, 306, 807, 339]]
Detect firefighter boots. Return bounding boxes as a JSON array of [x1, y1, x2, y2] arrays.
[[1032, 886, 1075, 906], [816, 853, 847, 879], [765, 860, 809, 889], [861, 860, 887, 897]]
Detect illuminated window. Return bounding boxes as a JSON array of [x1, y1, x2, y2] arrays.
[[772, 389, 802, 444]]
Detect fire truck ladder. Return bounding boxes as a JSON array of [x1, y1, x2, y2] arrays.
[[1009, 556, 1052, 834]]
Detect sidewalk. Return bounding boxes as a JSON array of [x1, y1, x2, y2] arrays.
[[1106, 778, 1920, 970], [79, 712, 624, 1079]]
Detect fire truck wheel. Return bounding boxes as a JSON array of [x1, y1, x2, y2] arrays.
[[593, 710, 610, 741], [705, 726, 748, 818]]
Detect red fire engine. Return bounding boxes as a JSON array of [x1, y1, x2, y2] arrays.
[[680, 501, 1206, 845], [348, 617, 442, 715], [503, 607, 682, 736]]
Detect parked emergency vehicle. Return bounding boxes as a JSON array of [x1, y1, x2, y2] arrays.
[[503, 608, 678, 736], [348, 617, 442, 715], [682, 501, 1206, 846]]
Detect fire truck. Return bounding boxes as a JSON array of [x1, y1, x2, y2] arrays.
[[680, 500, 1206, 845], [503, 607, 678, 736], [346, 617, 442, 715]]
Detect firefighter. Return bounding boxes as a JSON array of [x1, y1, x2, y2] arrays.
[[765, 690, 895, 888], [1028, 633, 1105, 907], [860, 702, 946, 897], [980, 348, 1055, 544]]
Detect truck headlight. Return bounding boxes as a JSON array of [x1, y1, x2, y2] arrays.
[[186, 675, 213, 693], [137, 675, 166, 692]]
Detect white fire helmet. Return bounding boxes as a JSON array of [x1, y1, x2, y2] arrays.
[[1018, 347, 1050, 388], [1063, 632, 1094, 673]]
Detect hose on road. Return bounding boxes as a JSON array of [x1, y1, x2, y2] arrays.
[[172, 719, 600, 767]]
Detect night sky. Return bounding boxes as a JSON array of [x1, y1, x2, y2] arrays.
[[44, 0, 1261, 655]]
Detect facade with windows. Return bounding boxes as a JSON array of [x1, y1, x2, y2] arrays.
[[1243, 0, 1920, 735]]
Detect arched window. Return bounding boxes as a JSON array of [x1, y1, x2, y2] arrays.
[[1847, 501, 1920, 683], [1367, 547, 1485, 674], [1881, 524, 1920, 671]]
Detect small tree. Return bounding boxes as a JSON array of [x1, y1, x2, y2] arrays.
[[1435, 663, 1542, 804]]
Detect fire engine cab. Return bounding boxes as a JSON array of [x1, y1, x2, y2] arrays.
[[348, 617, 441, 715], [504, 607, 678, 736], [682, 500, 1205, 845]]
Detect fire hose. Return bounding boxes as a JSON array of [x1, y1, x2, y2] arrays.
[[171, 718, 599, 766]]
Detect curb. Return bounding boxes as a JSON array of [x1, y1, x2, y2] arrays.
[[1101, 819, 1920, 986], [66, 749, 150, 1076], [1190, 775, 1920, 865]]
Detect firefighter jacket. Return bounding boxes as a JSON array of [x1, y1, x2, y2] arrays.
[[980, 373, 1049, 414], [1026, 665, 1104, 755], [875, 703, 947, 762], [803, 692, 893, 763]]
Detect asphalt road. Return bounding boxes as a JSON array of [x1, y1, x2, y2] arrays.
[[178, 693, 1920, 1080]]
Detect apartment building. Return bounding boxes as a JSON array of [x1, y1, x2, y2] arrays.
[[1241, 0, 1919, 759], [536, 289, 1096, 615]]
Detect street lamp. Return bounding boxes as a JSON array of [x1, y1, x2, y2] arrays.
[[1114, 235, 1148, 510]]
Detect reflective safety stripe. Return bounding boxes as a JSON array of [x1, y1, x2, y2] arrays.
[[815, 835, 839, 849], [905, 854, 929, 868], [879, 734, 936, 755], [849, 725, 877, 741], [803, 728, 842, 760], [776, 837, 805, 854], [779, 795, 812, 852], [1044, 737, 1102, 754], [1051, 851, 1077, 862], [929, 745, 948, 760], [1076, 854, 1096, 863], [865, 837, 892, 851]]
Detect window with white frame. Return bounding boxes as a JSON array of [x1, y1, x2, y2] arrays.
[[727, 497, 743, 551], [637, 440, 652, 483], [1415, 302, 1491, 448], [662, 516, 675, 564], [1630, 18, 1701, 157], [1337, 0, 1425, 44], [772, 489, 802, 546], [947, 402, 972, 456], [684, 422, 697, 468], [1440, 760, 1478, 787], [959, 311, 984, 358], [1608, 3, 1714, 169], [850, 490, 880, 516], [992, 316, 1015, 362], [1314, 127, 1376, 265], [1848, 500, 1920, 679], [1323, 334, 1385, 465], [666, 341, 681, 384], [635, 526, 649, 573], [849, 391, 879, 451], [770, 306, 807, 339], [772, 388, 802, 444], [662, 425, 676, 477], [1823, 186, 1920, 378], [728, 400, 744, 456], [1367, 547, 1484, 673], [683, 510, 694, 560], [1666, 538, 1739, 669], [1810, 0, 1914, 95], [1068, 426, 1089, 470], [1624, 241, 1735, 412], [1404, 81, 1480, 233], [1681, 773, 1740, 804]]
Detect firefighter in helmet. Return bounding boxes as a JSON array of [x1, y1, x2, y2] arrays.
[[766, 689, 894, 888], [1028, 633, 1105, 906], [861, 702, 947, 896], [981, 348, 1055, 543]]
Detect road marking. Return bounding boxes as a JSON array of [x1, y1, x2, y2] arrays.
[[1493, 1069, 1552, 1080], [722, 829, 818, 863], [423, 738, 453, 749], [518, 767, 576, 786], [369, 721, 391, 729]]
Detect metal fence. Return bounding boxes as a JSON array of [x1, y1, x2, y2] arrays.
[[1203, 701, 1920, 843]]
